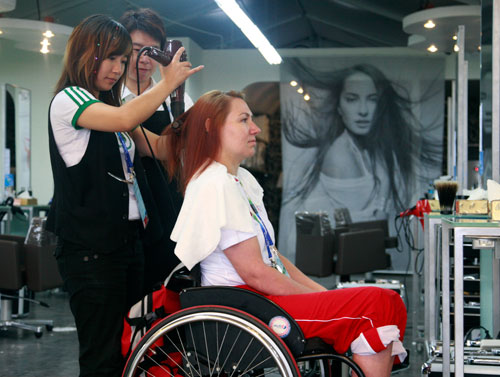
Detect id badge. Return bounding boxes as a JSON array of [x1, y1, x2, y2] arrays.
[[270, 245, 289, 277], [132, 179, 149, 229]]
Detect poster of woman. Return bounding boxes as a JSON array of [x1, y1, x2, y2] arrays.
[[278, 55, 444, 271]]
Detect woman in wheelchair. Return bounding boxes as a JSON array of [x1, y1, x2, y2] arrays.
[[162, 90, 407, 377]]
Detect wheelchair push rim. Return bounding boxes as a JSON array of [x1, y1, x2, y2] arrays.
[[123, 305, 301, 377]]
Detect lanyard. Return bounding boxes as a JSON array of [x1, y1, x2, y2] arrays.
[[234, 177, 274, 260], [116, 132, 135, 177]]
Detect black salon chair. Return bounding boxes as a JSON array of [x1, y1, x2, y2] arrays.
[[294, 211, 334, 277], [332, 209, 397, 280], [0, 234, 62, 338]]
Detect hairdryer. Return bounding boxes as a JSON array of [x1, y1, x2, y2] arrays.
[[143, 40, 186, 119], [398, 199, 432, 229]]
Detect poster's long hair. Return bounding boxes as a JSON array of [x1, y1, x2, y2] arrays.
[[282, 60, 441, 212]]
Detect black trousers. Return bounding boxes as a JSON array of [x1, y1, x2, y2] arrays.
[[56, 223, 144, 377]]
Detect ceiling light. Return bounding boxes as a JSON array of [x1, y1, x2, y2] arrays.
[[290, 80, 298, 87], [40, 38, 50, 54], [215, 0, 282, 65], [454, 44, 459, 52], [424, 20, 436, 29], [403, 5, 480, 53], [0, 18, 72, 55], [427, 44, 438, 53], [0, 30, 3, 35], [304, 94, 310, 101], [453, 35, 457, 40], [297, 87, 304, 94]]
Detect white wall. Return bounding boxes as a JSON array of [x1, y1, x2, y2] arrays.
[[0, 34, 480, 205], [0, 38, 64, 204]]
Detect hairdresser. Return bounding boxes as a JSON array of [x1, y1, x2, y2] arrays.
[[47, 14, 203, 377], [119, 8, 192, 293]]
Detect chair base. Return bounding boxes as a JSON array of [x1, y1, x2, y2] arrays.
[[0, 297, 53, 337], [0, 320, 44, 337]]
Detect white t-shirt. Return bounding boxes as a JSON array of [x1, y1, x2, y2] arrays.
[[171, 162, 275, 286], [50, 86, 140, 220], [121, 78, 194, 118]]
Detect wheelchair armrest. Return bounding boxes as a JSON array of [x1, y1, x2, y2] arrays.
[[180, 286, 305, 356]]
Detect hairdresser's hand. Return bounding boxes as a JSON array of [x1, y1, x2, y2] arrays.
[[158, 47, 204, 89]]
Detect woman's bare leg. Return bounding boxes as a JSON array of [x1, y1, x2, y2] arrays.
[[352, 342, 394, 377]]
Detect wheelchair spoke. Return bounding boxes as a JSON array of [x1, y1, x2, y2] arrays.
[[219, 326, 242, 373], [188, 322, 205, 376], [228, 336, 255, 377]]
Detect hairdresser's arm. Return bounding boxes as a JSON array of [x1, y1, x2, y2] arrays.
[[76, 48, 203, 132], [129, 127, 168, 159], [223, 237, 324, 295]]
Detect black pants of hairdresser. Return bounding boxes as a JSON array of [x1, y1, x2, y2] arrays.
[[56, 223, 144, 377]]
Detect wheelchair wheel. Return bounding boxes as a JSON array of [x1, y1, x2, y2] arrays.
[[123, 306, 301, 377]]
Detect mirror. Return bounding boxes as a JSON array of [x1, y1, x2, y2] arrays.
[[2, 83, 31, 198]]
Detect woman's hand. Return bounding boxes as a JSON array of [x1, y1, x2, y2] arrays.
[[158, 47, 204, 91]]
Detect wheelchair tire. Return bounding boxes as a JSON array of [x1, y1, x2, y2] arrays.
[[123, 305, 301, 377]]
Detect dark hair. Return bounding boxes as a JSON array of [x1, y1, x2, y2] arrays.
[[55, 14, 132, 106], [283, 63, 429, 211], [119, 8, 166, 49], [162, 90, 245, 193]]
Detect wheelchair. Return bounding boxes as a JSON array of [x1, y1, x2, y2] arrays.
[[122, 284, 367, 377]]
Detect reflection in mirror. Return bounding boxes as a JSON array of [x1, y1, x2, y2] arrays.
[[480, 0, 492, 184]]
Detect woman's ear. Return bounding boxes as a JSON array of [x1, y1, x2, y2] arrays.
[[204, 118, 211, 133]]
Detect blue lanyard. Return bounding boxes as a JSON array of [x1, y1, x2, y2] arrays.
[[116, 132, 134, 175], [235, 178, 274, 259]]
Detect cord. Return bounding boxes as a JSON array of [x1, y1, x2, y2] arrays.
[[464, 325, 492, 344], [132, 47, 178, 215], [394, 215, 425, 311]]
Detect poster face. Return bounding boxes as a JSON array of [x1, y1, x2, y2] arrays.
[[278, 56, 444, 271]]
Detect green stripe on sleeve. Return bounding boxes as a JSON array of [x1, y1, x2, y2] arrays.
[[71, 99, 100, 129], [64, 87, 86, 106]]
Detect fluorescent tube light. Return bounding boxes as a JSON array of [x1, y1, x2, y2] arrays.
[[215, 0, 282, 65]]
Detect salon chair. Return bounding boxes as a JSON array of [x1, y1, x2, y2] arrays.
[[332, 210, 397, 280], [0, 234, 62, 338], [295, 211, 334, 277]]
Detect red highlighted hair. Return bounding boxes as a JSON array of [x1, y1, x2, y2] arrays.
[[162, 90, 244, 194]]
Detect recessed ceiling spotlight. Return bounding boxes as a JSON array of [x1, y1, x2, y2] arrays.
[[0, 30, 3, 35], [304, 94, 310, 101], [454, 44, 460, 52], [297, 87, 304, 94], [40, 38, 50, 54], [453, 35, 457, 40], [290, 80, 298, 87], [43, 30, 54, 38], [427, 44, 438, 53], [424, 20, 436, 29], [478, 45, 481, 51]]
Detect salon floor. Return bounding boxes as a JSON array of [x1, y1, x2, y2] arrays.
[[0, 273, 427, 377]]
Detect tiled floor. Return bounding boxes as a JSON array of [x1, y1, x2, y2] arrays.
[[0, 273, 427, 377]]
